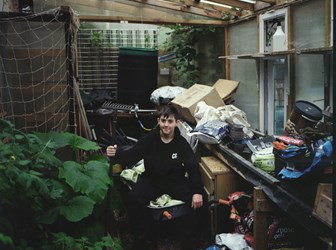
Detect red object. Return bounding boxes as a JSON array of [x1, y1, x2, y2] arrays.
[[162, 211, 172, 220], [244, 232, 254, 246], [274, 135, 304, 146]]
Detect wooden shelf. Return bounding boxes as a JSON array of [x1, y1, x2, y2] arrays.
[[219, 46, 333, 59]]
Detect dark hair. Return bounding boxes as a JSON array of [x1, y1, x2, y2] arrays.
[[157, 105, 179, 120]]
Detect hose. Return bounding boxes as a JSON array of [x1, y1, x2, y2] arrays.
[[134, 110, 154, 132]]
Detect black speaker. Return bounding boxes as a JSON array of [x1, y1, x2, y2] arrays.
[[118, 47, 158, 109]]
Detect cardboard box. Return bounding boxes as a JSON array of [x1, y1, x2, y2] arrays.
[[171, 84, 224, 123], [213, 79, 240, 103]]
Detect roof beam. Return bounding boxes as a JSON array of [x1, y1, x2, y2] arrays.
[[169, 0, 241, 14], [257, 0, 275, 4], [79, 15, 228, 26], [206, 0, 254, 10], [126, 0, 240, 19], [64, 0, 224, 22]]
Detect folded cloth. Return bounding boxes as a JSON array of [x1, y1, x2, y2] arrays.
[[149, 194, 184, 208], [120, 161, 145, 183]]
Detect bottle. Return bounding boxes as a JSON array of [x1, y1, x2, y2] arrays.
[[272, 25, 287, 52]]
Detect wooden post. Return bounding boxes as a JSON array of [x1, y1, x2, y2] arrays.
[[253, 186, 274, 250]]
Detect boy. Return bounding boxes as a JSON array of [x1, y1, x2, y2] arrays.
[[106, 105, 204, 249]]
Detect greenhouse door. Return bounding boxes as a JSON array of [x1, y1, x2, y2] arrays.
[[259, 56, 289, 135]]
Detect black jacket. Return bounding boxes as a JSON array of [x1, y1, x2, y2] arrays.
[[115, 126, 203, 194]]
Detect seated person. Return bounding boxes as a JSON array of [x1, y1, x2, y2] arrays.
[[106, 105, 204, 249]]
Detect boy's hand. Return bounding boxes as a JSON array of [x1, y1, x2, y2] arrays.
[[106, 145, 117, 157], [191, 194, 203, 209]]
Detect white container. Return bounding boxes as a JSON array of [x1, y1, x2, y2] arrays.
[[272, 26, 287, 52]]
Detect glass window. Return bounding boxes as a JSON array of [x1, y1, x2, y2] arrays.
[[295, 54, 325, 110]]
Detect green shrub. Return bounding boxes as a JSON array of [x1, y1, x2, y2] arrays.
[[0, 119, 122, 250]]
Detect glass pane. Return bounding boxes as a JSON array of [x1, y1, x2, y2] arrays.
[[295, 54, 324, 110], [273, 60, 285, 135], [292, 0, 326, 48]]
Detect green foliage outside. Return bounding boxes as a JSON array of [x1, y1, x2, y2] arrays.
[[90, 31, 104, 47], [163, 25, 215, 88], [0, 119, 123, 250]]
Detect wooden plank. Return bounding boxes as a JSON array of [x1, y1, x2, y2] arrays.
[[79, 15, 227, 26], [254, 186, 274, 212], [253, 186, 274, 250], [218, 47, 333, 59], [128, 0, 230, 19], [66, 0, 218, 23], [224, 26, 230, 79], [208, 0, 254, 11], [325, 0, 331, 47], [287, 6, 293, 50], [174, 0, 243, 13], [259, 0, 275, 3]]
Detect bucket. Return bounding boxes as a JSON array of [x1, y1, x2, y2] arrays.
[[148, 203, 190, 221], [285, 100, 322, 135]]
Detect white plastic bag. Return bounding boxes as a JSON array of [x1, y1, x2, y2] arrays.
[[150, 86, 186, 105], [215, 233, 253, 250]]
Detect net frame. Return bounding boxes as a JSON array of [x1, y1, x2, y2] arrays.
[[0, 6, 91, 138]]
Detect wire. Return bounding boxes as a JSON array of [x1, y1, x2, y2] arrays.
[[134, 111, 154, 131]]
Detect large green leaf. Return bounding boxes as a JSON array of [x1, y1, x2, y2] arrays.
[[34, 131, 100, 151], [16, 170, 49, 197], [0, 232, 14, 247], [65, 132, 101, 151], [59, 196, 95, 222], [36, 207, 59, 224], [59, 160, 111, 202]]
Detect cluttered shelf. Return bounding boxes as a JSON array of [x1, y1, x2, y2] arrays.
[[200, 140, 333, 247], [169, 80, 333, 249]]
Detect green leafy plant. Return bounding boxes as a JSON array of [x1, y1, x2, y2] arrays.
[[0, 119, 122, 249], [144, 34, 152, 48], [163, 25, 215, 88], [90, 31, 103, 47]]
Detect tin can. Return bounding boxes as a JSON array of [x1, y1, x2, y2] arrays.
[[285, 100, 322, 135]]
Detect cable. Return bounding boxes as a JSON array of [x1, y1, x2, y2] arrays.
[[134, 111, 154, 131]]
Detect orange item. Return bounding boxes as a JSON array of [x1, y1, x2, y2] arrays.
[[162, 211, 172, 220], [273, 141, 287, 151]]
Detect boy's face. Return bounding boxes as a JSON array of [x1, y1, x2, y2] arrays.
[[157, 114, 178, 137]]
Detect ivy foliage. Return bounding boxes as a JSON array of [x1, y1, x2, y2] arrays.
[[163, 24, 215, 88], [0, 119, 121, 250]]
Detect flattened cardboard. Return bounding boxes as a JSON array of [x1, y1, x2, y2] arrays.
[[213, 79, 240, 101]]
